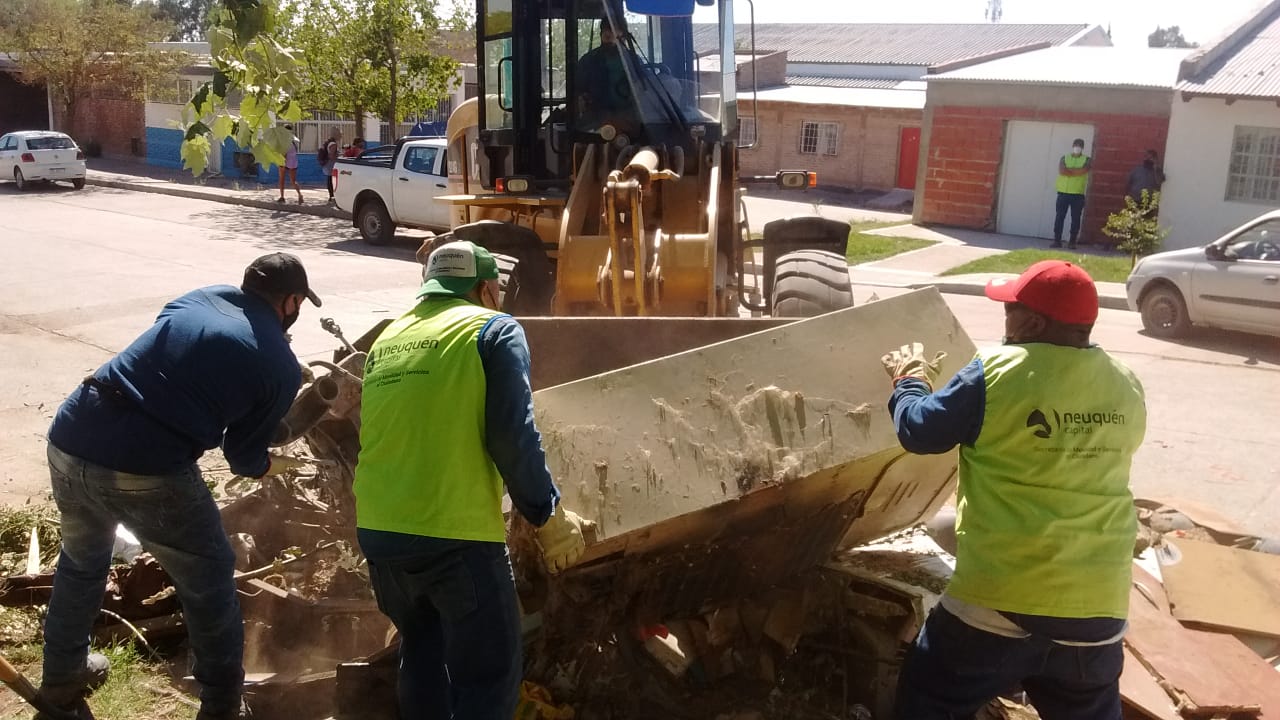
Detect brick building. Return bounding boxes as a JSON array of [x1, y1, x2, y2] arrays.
[[694, 23, 1108, 192], [915, 47, 1190, 244]]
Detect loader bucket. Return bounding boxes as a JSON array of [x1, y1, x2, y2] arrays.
[[529, 288, 973, 618]]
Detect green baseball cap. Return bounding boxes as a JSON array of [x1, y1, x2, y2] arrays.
[[418, 240, 500, 298]]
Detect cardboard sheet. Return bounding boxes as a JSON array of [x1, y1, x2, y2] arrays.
[[1161, 537, 1280, 639]]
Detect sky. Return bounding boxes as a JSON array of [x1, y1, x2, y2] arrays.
[[691, 0, 1264, 47]]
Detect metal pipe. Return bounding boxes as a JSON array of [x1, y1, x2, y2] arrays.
[[271, 375, 340, 446]]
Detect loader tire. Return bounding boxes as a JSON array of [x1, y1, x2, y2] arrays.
[[493, 251, 554, 316], [771, 249, 855, 317]]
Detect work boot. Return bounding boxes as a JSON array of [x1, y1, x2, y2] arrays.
[[1067, 240, 1078, 249], [195, 698, 253, 720], [1050, 240, 1063, 248], [35, 652, 110, 706], [33, 653, 108, 720]]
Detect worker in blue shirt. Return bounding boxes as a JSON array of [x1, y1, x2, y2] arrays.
[[38, 253, 320, 720], [354, 240, 588, 720], [883, 260, 1145, 720]]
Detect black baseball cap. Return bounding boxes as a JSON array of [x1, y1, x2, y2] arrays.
[[242, 252, 322, 306]]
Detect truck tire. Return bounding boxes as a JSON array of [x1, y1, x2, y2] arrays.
[[493, 252, 545, 315], [357, 199, 395, 245], [771, 249, 855, 317]]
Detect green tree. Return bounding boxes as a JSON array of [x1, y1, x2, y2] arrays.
[[179, 0, 461, 175], [144, 0, 215, 41], [364, 0, 460, 126], [1102, 191, 1169, 267], [1148, 25, 1197, 48], [3, 0, 186, 139], [279, 0, 381, 129]]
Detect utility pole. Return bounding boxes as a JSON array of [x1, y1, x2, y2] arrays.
[[986, 0, 1003, 22]]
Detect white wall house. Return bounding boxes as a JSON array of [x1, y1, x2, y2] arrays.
[[1160, 0, 1280, 250]]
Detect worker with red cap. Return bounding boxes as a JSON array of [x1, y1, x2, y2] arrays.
[[881, 260, 1147, 720]]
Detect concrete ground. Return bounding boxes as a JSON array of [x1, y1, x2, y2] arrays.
[[1, 182, 1277, 538]]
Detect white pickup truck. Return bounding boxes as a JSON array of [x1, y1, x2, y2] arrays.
[[334, 137, 452, 244]]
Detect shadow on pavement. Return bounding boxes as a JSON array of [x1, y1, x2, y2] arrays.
[[186, 204, 426, 263], [0, 180, 85, 196], [1140, 327, 1280, 368]]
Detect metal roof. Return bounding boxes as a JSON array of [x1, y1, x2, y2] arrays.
[[747, 85, 926, 110], [692, 23, 1094, 66], [1179, 4, 1280, 99], [785, 76, 902, 89], [930, 47, 1190, 89]]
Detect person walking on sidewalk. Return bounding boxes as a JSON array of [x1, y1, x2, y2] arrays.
[[37, 253, 321, 720], [882, 260, 1146, 720], [1052, 138, 1091, 249], [278, 124, 304, 205], [321, 127, 342, 204], [354, 240, 589, 720]]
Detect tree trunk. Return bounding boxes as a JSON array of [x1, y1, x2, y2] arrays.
[[354, 103, 365, 142], [388, 54, 398, 134]]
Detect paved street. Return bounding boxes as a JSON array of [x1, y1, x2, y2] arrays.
[[1, 185, 1277, 536]]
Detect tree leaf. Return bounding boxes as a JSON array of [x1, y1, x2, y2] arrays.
[[211, 114, 237, 142], [213, 70, 231, 99], [180, 135, 212, 175]]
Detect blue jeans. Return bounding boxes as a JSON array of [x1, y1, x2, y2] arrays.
[[357, 529, 522, 720], [44, 443, 244, 715], [1053, 192, 1086, 244], [894, 606, 1124, 720]]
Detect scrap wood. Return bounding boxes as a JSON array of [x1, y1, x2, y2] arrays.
[[143, 541, 342, 606], [1126, 564, 1280, 717], [1120, 647, 1180, 720], [1159, 538, 1280, 639]]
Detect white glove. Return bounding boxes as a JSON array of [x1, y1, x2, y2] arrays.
[[881, 342, 947, 388], [536, 504, 591, 574]]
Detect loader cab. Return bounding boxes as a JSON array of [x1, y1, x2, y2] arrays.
[[475, 0, 737, 190]]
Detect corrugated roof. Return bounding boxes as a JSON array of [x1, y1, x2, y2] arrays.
[[1179, 5, 1280, 98], [692, 23, 1094, 66], [785, 76, 902, 89], [748, 85, 926, 110], [930, 47, 1190, 89]]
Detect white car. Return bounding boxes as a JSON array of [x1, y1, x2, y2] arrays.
[[0, 131, 88, 191], [334, 137, 451, 244], [1127, 210, 1280, 338]]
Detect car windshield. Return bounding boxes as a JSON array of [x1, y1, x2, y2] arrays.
[[26, 136, 76, 150]]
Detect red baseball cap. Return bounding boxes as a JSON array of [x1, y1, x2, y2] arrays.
[[984, 260, 1098, 325]]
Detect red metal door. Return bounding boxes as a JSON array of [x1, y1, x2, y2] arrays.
[[897, 127, 921, 189]]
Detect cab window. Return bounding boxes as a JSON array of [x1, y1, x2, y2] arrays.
[[404, 146, 440, 175]]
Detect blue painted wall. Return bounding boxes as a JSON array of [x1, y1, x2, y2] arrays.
[[146, 129, 329, 186], [145, 127, 185, 169]]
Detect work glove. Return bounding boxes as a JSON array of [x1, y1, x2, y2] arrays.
[[261, 454, 307, 476], [537, 504, 591, 574], [881, 342, 947, 388]]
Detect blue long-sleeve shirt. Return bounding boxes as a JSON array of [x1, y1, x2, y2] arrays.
[[888, 358, 987, 454], [48, 286, 302, 477], [477, 314, 559, 527]]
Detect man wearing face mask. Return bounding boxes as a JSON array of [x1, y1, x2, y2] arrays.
[[1053, 138, 1092, 249], [882, 260, 1146, 720], [354, 240, 589, 720], [38, 252, 319, 720]]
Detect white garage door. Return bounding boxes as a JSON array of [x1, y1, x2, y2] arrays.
[[997, 121, 1095, 240]]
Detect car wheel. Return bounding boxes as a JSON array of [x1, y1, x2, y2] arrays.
[[357, 200, 395, 245], [14, 167, 26, 191], [1140, 285, 1191, 338], [72, 178, 85, 190]]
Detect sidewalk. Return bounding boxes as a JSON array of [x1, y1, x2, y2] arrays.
[[85, 157, 348, 219], [852, 223, 1130, 311]]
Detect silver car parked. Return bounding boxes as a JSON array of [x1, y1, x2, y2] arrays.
[[1127, 210, 1280, 338]]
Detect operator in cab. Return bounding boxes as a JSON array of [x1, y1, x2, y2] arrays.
[[576, 17, 635, 127]]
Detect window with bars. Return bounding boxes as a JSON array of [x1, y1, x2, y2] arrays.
[[1227, 126, 1280, 204], [739, 117, 757, 147], [800, 121, 839, 156]]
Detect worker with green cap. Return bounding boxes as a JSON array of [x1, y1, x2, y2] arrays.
[[353, 240, 589, 720]]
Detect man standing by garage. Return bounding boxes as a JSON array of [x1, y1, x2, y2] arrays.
[[882, 260, 1146, 720], [1052, 138, 1091, 249], [354, 240, 589, 720], [37, 253, 319, 720]]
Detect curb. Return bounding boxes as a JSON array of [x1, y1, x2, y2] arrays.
[[86, 175, 350, 220], [908, 281, 1131, 311]]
